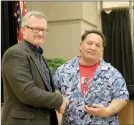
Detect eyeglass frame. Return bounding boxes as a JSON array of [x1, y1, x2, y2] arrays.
[[25, 25, 49, 33]]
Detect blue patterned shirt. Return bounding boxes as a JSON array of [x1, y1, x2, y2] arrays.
[[53, 56, 129, 125]]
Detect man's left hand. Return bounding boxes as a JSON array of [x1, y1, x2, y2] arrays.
[[84, 104, 110, 117]]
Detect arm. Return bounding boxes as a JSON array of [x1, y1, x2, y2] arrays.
[[2, 48, 63, 109], [84, 99, 127, 117], [106, 98, 127, 115], [107, 72, 129, 115], [84, 72, 129, 117], [53, 68, 69, 113]]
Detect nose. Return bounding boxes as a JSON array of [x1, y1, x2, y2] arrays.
[[90, 44, 96, 51], [37, 31, 45, 38], [38, 30, 44, 35]]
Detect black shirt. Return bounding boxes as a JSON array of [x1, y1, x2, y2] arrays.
[[24, 40, 52, 91]]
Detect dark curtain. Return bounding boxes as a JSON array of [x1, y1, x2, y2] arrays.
[[101, 9, 134, 99], [1, 1, 18, 103]]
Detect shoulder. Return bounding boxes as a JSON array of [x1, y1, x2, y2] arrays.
[[100, 59, 124, 79], [56, 56, 78, 72], [3, 43, 25, 54], [53, 57, 78, 81], [2, 43, 27, 63]]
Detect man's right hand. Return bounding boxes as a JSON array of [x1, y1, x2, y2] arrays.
[[56, 96, 69, 114]]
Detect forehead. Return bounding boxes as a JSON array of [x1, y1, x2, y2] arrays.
[[27, 16, 47, 27], [84, 33, 103, 44]]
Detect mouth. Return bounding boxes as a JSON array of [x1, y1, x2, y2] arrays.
[[36, 37, 44, 40], [88, 52, 95, 55]]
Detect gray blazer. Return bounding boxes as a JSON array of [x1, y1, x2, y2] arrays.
[[2, 40, 63, 125]]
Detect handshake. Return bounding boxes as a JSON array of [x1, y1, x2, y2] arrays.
[[56, 96, 69, 114]]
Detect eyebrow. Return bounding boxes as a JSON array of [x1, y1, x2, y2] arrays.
[[87, 41, 102, 45]]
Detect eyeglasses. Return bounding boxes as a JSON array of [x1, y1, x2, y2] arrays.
[[25, 25, 49, 33]]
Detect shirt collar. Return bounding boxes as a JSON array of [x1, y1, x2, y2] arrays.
[[24, 40, 43, 55], [74, 56, 110, 71]]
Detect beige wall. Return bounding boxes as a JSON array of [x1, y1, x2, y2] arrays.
[[44, 20, 81, 59], [27, 2, 82, 21], [26, 2, 100, 60], [81, 2, 100, 36], [119, 101, 134, 125], [82, 2, 99, 27], [81, 20, 97, 35]]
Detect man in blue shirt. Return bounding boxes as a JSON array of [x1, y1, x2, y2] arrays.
[[53, 30, 129, 125]]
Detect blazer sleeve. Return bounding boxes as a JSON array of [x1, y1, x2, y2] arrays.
[[2, 48, 63, 109]]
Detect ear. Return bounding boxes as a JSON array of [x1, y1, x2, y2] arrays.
[[101, 47, 104, 57], [102, 46, 104, 53], [21, 26, 25, 35], [80, 41, 83, 47], [80, 41, 83, 46], [80, 41, 83, 52]]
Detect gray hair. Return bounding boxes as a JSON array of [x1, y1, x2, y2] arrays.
[[22, 11, 47, 26]]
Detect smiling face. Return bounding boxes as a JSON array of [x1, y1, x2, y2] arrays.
[[22, 16, 47, 47], [80, 33, 104, 64]]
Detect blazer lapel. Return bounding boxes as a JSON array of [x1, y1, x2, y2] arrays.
[[20, 40, 52, 91], [42, 56, 55, 92]]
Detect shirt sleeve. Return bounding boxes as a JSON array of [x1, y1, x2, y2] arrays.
[[111, 72, 129, 100], [53, 68, 61, 90]]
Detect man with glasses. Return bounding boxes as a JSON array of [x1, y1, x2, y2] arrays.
[[53, 30, 129, 125], [2, 11, 69, 125]]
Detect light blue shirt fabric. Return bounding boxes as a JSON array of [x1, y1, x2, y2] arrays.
[[53, 56, 129, 125]]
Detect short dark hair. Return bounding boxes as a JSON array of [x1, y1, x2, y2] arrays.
[[81, 30, 106, 47]]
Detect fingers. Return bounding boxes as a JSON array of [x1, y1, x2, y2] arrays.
[[56, 108, 65, 114], [56, 96, 69, 114], [84, 105, 96, 112], [64, 97, 69, 105], [92, 104, 103, 108], [83, 105, 97, 116], [84, 104, 109, 117]]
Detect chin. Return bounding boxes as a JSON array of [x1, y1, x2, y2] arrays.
[[87, 55, 95, 59], [34, 41, 44, 46]]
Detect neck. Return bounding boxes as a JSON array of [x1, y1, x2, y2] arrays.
[[24, 39, 40, 48], [79, 57, 99, 66]]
